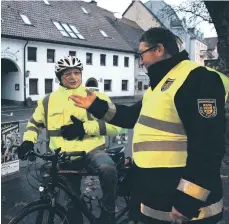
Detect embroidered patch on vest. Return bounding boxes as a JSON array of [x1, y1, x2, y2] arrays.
[[197, 99, 217, 118], [161, 78, 175, 92]]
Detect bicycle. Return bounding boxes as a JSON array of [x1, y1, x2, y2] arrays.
[[9, 146, 134, 224]]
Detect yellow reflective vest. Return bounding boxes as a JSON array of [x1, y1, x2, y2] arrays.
[[133, 60, 229, 168], [24, 85, 123, 153]]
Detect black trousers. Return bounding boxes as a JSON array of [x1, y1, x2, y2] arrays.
[[61, 149, 117, 223], [128, 164, 222, 224], [64, 174, 84, 224]]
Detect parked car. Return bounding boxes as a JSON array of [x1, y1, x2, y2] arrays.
[[88, 87, 99, 92]]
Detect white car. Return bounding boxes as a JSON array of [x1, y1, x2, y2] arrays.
[[88, 87, 99, 92]]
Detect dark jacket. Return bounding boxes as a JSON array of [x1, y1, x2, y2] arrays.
[[88, 51, 226, 221]]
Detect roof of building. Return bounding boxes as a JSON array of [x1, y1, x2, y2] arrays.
[[1, 0, 134, 53], [204, 37, 218, 50], [123, 0, 164, 28], [99, 7, 144, 51], [107, 17, 144, 51]]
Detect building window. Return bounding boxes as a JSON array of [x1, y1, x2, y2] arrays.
[[28, 47, 37, 61], [99, 29, 109, 38], [45, 79, 53, 94], [104, 80, 112, 91], [69, 51, 76, 56], [29, 79, 38, 95], [86, 53, 93, 65], [100, 54, 106, 66], [47, 49, 55, 63], [43, 0, 50, 5], [113, 55, 118, 66], [138, 81, 143, 91], [122, 80, 128, 91], [69, 25, 85, 39], [53, 21, 69, 37], [144, 85, 148, 90], [53, 21, 85, 39], [62, 23, 77, 38], [124, 57, 129, 67], [20, 14, 32, 25]]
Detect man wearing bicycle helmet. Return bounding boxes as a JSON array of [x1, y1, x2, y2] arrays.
[[18, 56, 125, 224]]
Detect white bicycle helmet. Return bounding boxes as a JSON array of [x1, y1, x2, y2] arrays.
[[55, 56, 83, 79]]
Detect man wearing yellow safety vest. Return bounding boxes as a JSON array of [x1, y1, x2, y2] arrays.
[[68, 28, 229, 224], [18, 56, 124, 224]]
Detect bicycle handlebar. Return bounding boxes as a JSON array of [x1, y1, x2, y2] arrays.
[[27, 149, 86, 162]]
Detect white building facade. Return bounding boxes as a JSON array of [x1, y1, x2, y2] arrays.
[[1, 0, 138, 104], [190, 37, 208, 65], [1, 38, 135, 103]]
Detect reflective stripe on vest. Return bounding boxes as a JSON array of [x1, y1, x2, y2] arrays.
[[141, 199, 223, 222], [177, 178, 210, 202], [26, 126, 39, 135], [87, 111, 93, 121], [29, 116, 45, 128], [134, 114, 187, 153], [98, 120, 107, 135], [48, 130, 62, 137], [104, 102, 117, 122], [138, 115, 186, 135], [133, 141, 187, 152], [42, 94, 51, 128], [86, 90, 94, 121]]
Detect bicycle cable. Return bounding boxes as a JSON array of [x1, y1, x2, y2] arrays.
[[26, 159, 40, 190]]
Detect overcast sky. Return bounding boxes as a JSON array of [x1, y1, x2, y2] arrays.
[[95, 0, 217, 38]]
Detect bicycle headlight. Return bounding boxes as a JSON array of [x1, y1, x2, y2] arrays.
[[39, 186, 45, 192]]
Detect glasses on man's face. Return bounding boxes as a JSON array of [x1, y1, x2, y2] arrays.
[[63, 70, 82, 78], [137, 45, 158, 60]]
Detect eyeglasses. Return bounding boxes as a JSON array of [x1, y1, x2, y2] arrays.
[[136, 45, 158, 60], [63, 70, 82, 78]]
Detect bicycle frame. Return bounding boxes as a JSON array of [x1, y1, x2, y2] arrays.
[[25, 149, 131, 224], [56, 175, 96, 223], [39, 151, 96, 223]]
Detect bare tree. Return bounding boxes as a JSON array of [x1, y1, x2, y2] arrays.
[[204, 1, 229, 76], [161, 1, 229, 76]]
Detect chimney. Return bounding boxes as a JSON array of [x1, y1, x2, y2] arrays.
[[90, 0, 97, 5]]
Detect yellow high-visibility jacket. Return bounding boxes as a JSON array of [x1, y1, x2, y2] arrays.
[[133, 60, 229, 222], [133, 60, 229, 168], [24, 85, 123, 153]]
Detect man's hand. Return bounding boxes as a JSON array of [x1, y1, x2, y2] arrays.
[[18, 141, 34, 160], [169, 207, 189, 224], [61, 116, 86, 141], [69, 89, 96, 109]]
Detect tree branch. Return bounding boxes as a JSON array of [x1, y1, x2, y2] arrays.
[[175, 6, 212, 23]]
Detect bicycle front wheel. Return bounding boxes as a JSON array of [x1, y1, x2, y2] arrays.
[[9, 200, 70, 224]]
